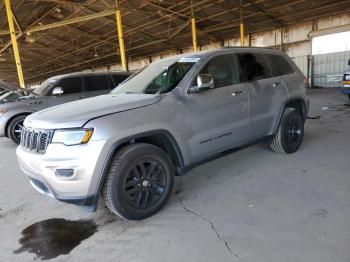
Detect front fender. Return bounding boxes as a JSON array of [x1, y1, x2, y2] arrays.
[[87, 129, 185, 211]]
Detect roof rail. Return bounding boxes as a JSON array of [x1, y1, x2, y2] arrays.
[[220, 46, 274, 50]]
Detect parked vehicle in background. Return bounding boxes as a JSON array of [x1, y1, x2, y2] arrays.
[[0, 71, 131, 144], [0, 87, 35, 104], [341, 59, 350, 103], [0, 80, 18, 96], [0, 88, 7, 96], [17, 47, 309, 220]]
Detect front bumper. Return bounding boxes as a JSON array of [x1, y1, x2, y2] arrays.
[[341, 87, 350, 94], [16, 139, 108, 208]]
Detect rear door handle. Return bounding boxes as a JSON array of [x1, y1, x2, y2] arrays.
[[232, 90, 244, 96], [272, 82, 281, 87]]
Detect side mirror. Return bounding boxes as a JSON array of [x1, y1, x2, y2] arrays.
[[188, 74, 214, 93], [52, 87, 64, 96], [348, 59, 350, 66]]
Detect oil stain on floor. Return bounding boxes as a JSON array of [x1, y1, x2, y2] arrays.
[[13, 218, 98, 260]]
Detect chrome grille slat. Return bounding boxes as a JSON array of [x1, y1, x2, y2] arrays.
[[20, 127, 53, 154], [36, 132, 42, 152]]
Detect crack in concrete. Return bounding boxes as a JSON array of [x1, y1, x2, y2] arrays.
[[175, 195, 237, 257]]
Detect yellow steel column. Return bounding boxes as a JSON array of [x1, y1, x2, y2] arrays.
[[239, 0, 244, 47], [4, 0, 25, 88], [115, 0, 127, 71], [280, 27, 283, 50], [191, 0, 197, 52], [248, 33, 252, 47], [240, 23, 245, 46]]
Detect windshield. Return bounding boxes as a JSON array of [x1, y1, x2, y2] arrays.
[[32, 78, 58, 96], [112, 57, 198, 95]]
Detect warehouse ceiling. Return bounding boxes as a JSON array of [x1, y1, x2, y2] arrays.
[[0, 0, 350, 85]]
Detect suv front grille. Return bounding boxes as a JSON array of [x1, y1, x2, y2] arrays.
[[21, 127, 53, 153]]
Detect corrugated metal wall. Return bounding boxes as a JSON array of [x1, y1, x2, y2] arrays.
[[312, 50, 350, 88], [292, 56, 309, 76]]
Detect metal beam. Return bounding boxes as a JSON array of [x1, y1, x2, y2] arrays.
[[26, 9, 116, 33], [191, 0, 198, 52], [11, 7, 23, 33], [115, 0, 127, 71], [248, 33, 252, 47], [240, 0, 244, 47], [280, 27, 283, 50], [0, 5, 59, 54], [4, 0, 25, 88], [28, 0, 108, 9]]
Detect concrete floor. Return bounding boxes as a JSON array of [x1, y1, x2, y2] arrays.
[[1, 88, 350, 262]]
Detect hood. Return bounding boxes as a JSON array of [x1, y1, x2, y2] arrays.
[[25, 93, 162, 129], [0, 92, 39, 105]]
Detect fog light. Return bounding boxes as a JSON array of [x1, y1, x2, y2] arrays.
[[55, 169, 74, 177]]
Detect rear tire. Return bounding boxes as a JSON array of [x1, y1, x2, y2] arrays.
[[102, 143, 174, 220], [7, 115, 27, 145], [269, 109, 304, 154]]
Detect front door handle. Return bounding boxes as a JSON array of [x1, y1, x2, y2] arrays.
[[272, 82, 281, 87], [27, 101, 42, 105], [232, 90, 244, 96]]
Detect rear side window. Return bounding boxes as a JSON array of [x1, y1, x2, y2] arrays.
[[84, 76, 110, 91], [112, 74, 130, 87], [56, 77, 83, 95], [268, 55, 294, 76], [199, 54, 239, 88], [237, 53, 272, 81]]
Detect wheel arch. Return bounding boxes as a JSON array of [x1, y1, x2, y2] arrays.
[[273, 98, 307, 135], [285, 98, 307, 120], [92, 130, 185, 210], [5, 112, 31, 137]]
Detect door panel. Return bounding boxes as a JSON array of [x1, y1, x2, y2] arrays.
[[236, 52, 288, 139], [185, 54, 250, 162], [186, 84, 250, 161], [248, 77, 288, 138]]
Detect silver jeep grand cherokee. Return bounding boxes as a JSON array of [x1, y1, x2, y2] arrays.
[[17, 48, 309, 220]]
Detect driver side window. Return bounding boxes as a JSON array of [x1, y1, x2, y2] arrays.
[[199, 54, 238, 88]]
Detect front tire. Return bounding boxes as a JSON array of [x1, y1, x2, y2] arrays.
[[102, 143, 174, 220], [7, 115, 27, 145], [269, 109, 304, 154]]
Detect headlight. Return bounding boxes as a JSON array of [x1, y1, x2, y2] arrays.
[[345, 75, 350, 80], [0, 108, 7, 117], [52, 128, 94, 146]]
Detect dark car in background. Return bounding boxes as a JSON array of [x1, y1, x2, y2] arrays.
[[0, 71, 131, 144]]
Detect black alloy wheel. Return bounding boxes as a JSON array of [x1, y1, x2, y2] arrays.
[[102, 143, 174, 220], [122, 159, 167, 209], [7, 115, 27, 145]]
